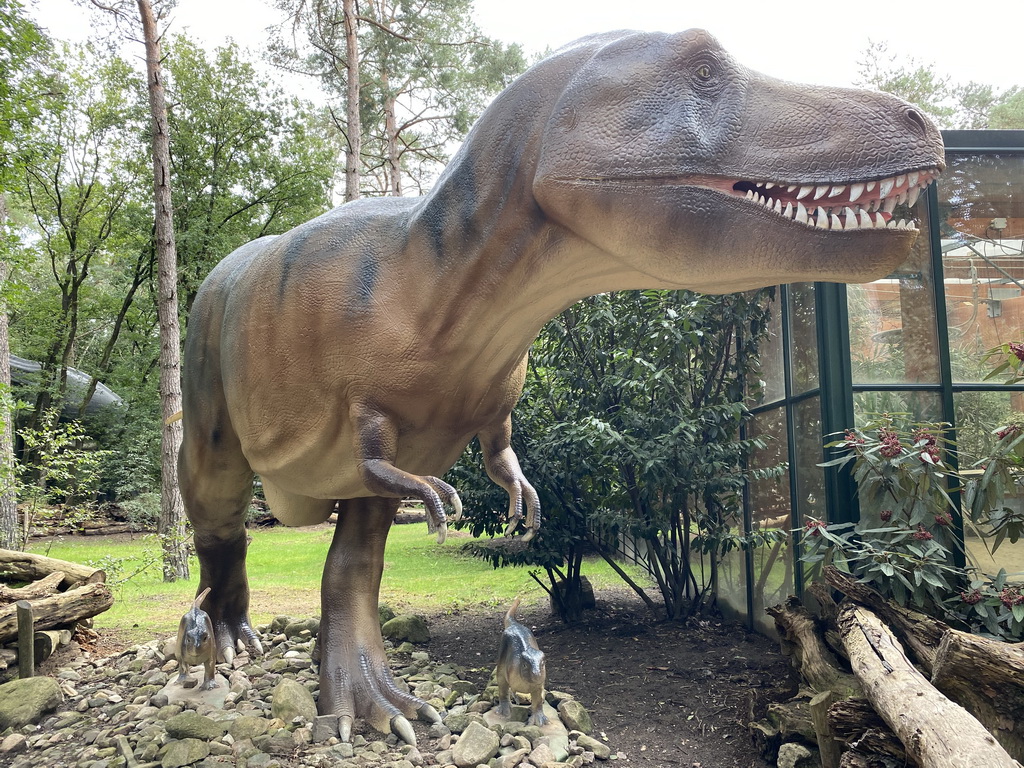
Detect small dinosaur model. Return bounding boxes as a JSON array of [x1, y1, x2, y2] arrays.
[[496, 598, 548, 726], [179, 29, 944, 744], [175, 587, 217, 691]]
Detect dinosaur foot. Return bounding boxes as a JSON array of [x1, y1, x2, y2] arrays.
[[214, 619, 264, 664], [319, 648, 441, 745]]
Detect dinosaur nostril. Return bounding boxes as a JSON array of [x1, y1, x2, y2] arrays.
[[906, 108, 929, 135]]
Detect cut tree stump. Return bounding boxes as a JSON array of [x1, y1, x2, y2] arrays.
[[0, 549, 105, 588], [838, 603, 1021, 768], [0, 582, 113, 644], [930, 630, 1024, 762], [828, 697, 908, 764], [767, 596, 860, 697]]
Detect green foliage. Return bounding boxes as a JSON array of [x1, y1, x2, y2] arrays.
[[857, 40, 1024, 129], [452, 289, 776, 622], [802, 408, 1024, 641], [15, 409, 111, 548]]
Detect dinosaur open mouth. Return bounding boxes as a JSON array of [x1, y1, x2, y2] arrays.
[[727, 168, 942, 231]]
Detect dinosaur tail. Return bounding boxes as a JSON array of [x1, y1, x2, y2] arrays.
[[505, 597, 522, 628], [193, 587, 211, 611]]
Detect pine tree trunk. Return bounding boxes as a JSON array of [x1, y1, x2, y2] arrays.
[[343, 0, 361, 202], [138, 0, 188, 581], [0, 195, 18, 550]]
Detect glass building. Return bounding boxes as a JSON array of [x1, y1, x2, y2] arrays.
[[721, 130, 1024, 634]]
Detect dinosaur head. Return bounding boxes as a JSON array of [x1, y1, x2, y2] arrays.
[[532, 29, 945, 293]]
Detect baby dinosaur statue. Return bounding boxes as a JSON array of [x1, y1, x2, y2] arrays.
[[175, 587, 217, 691], [496, 598, 548, 726], [179, 28, 944, 744]]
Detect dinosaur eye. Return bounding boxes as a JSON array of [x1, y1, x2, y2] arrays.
[[696, 64, 712, 80]]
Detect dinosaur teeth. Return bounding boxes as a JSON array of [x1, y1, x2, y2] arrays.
[[849, 183, 865, 203]]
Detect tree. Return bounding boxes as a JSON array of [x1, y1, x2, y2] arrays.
[[272, 0, 526, 197], [453, 289, 778, 622], [858, 40, 1023, 129], [83, 0, 188, 580], [0, 0, 47, 548], [164, 36, 337, 312]]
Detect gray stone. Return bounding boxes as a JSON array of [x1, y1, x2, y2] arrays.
[[164, 710, 229, 740], [556, 700, 592, 734], [269, 678, 316, 724], [777, 742, 817, 768], [0, 733, 28, 753], [229, 715, 271, 741], [452, 721, 500, 768], [575, 735, 610, 760], [160, 737, 211, 768], [379, 604, 397, 625], [443, 711, 485, 733], [282, 617, 320, 638], [0, 676, 63, 730], [381, 614, 430, 643], [312, 713, 339, 742]]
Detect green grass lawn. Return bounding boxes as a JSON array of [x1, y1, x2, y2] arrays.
[[32, 522, 649, 646]]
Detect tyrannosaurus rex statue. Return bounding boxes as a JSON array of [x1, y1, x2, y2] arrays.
[[179, 29, 944, 744]]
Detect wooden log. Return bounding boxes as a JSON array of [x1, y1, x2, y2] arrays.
[[16, 601, 32, 678], [810, 690, 842, 768], [0, 582, 113, 643], [766, 596, 860, 697], [33, 628, 71, 664], [828, 697, 903, 759], [930, 630, 1024, 762], [0, 571, 65, 604], [767, 696, 817, 742], [838, 603, 1020, 768], [824, 565, 946, 672], [0, 549, 105, 588]]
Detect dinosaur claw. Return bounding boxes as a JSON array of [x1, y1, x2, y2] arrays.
[[435, 522, 448, 544], [450, 493, 463, 522], [250, 637, 264, 656], [417, 702, 442, 725], [338, 715, 353, 742], [220, 645, 235, 665], [520, 527, 536, 542], [391, 714, 417, 746]]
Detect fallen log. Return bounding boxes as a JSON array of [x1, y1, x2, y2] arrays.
[[930, 630, 1024, 761], [33, 628, 73, 664], [767, 596, 860, 697], [0, 582, 113, 644], [0, 571, 65, 604], [838, 603, 1020, 768], [828, 697, 908, 764], [0, 549, 105, 588], [824, 565, 946, 672]]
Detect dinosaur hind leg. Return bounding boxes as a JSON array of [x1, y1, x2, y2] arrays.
[[318, 497, 441, 744]]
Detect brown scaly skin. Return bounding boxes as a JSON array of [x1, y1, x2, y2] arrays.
[[179, 29, 945, 744]]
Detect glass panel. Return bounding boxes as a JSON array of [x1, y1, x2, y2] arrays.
[[751, 295, 785, 407], [939, 153, 1024, 383], [853, 390, 943, 425], [955, 390, 1024, 578], [747, 406, 793, 633], [793, 397, 825, 525], [789, 283, 819, 394], [717, 545, 748, 626], [848, 197, 940, 384]]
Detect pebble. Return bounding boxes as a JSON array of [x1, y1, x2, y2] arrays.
[[0, 614, 604, 768]]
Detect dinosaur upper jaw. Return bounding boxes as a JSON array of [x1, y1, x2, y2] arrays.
[[563, 165, 943, 233]]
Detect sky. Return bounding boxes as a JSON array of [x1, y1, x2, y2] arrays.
[[28, 0, 1024, 92]]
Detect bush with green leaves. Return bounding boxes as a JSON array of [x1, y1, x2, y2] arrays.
[[451, 288, 778, 622], [802, 402, 1024, 640]]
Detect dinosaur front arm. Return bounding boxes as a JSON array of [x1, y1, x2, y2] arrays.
[[351, 402, 462, 542], [478, 416, 541, 541]]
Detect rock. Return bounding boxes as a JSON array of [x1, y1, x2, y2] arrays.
[[164, 709, 229, 740], [0, 676, 63, 730], [494, 746, 530, 767], [0, 733, 28, 753], [229, 714, 271, 740], [443, 711, 485, 733], [528, 742, 557, 766], [270, 678, 317, 723], [575, 734, 610, 760], [160, 737, 211, 768], [379, 604, 397, 625], [381, 614, 430, 643], [452, 720, 500, 767], [556, 700, 592, 734], [283, 617, 320, 638], [777, 742, 817, 768], [313, 713, 339, 742]]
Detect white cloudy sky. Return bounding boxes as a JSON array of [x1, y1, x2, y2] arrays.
[[30, 0, 1023, 90]]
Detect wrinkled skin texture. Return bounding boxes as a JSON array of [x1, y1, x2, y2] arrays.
[[179, 29, 945, 744]]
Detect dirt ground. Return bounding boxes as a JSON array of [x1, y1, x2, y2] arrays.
[[426, 590, 796, 768]]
